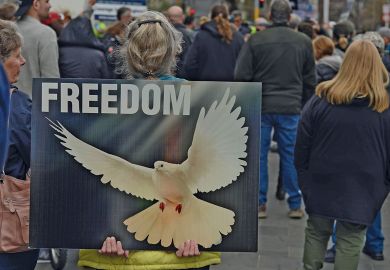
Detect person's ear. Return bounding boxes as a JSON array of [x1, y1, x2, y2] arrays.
[[32, 0, 40, 11]]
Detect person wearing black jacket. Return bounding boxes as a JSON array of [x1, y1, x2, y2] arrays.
[[295, 40, 390, 270], [184, 4, 244, 81], [167, 6, 193, 78], [235, 0, 316, 219], [58, 16, 110, 79], [324, 32, 389, 264]]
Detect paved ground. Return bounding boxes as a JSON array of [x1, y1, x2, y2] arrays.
[[36, 152, 390, 270]]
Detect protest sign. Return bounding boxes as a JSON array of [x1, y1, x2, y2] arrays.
[[30, 79, 261, 251]]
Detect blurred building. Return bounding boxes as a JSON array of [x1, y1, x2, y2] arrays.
[[1, 0, 386, 31], [319, 0, 388, 32]]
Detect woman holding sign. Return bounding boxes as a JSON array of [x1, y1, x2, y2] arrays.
[[0, 19, 39, 270], [77, 11, 220, 270]]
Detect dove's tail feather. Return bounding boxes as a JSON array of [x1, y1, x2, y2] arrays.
[[123, 196, 235, 249]]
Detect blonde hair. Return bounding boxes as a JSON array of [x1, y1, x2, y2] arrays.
[[337, 36, 349, 50], [119, 11, 182, 79], [313, 36, 334, 60], [0, 2, 17, 21], [199, 16, 209, 26], [316, 40, 389, 113]]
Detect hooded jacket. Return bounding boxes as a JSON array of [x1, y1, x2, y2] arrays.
[[316, 55, 342, 84], [184, 20, 244, 81], [58, 16, 110, 79]]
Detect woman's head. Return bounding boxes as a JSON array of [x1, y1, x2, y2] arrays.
[[313, 36, 334, 60], [120, 11, 182, 79], [210, 4, 232, 43], [316, 40, 389, 113], [0, 19, 25, 84], [211, 4, 229, 20]]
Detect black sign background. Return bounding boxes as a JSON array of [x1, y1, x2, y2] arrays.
[[30, 79, 261, 252]]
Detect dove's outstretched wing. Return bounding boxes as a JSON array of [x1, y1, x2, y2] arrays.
[[181, 89, 248, 193], [48, 119, 157, 201]]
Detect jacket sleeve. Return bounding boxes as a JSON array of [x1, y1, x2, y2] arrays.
[[302, 42, 316, 106], [9, 97, 31, 169], [315, 65, 323, 85], [234, 33, 245, 59], [183, 34, 201, 80], [39, 29, 60, 78], [294, 96, 316, 190], [234, 41, 254, 81], [386, 111, 390, 186], [99, 54, 111, 79], [0, 64, 9, 170]]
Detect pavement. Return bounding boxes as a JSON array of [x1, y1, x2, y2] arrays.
[[36, 152, 390, 270]]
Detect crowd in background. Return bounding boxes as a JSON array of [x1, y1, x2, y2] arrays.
[[3, 0, 390, 85], [1, 0, 390, 270]]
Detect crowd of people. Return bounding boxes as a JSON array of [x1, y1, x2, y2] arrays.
[[0, 0, 389, 269]]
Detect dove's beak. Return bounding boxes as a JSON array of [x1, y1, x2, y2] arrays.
[[154, 162, 161, 170]]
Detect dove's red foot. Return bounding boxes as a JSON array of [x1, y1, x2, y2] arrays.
[[159, 202, 165, 212], [175, 204, 182, 214]]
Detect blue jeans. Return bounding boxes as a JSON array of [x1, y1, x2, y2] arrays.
[[364, 212, 384, 253], [259, 114, 302, 210], [331, 212, 384, 253]]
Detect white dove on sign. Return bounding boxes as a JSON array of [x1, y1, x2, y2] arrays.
[[48, 88, 248, 249]]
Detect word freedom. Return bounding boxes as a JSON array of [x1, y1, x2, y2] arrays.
[[41, 83, 191, 116]]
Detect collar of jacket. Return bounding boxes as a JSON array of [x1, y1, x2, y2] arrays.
[[173, 23, 186, 30], [270, 22, 289, 27], [10, 85, 18, 92]]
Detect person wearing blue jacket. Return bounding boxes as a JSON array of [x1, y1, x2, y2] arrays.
[[323, 32, 388, 264], [295, 40, 390, 270], [0, 63, 9, 170], [0, 19, 40, 270]]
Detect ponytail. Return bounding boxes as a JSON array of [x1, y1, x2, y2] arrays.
[[338, 36, 349, 50], [214, 14, 233, 43]]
